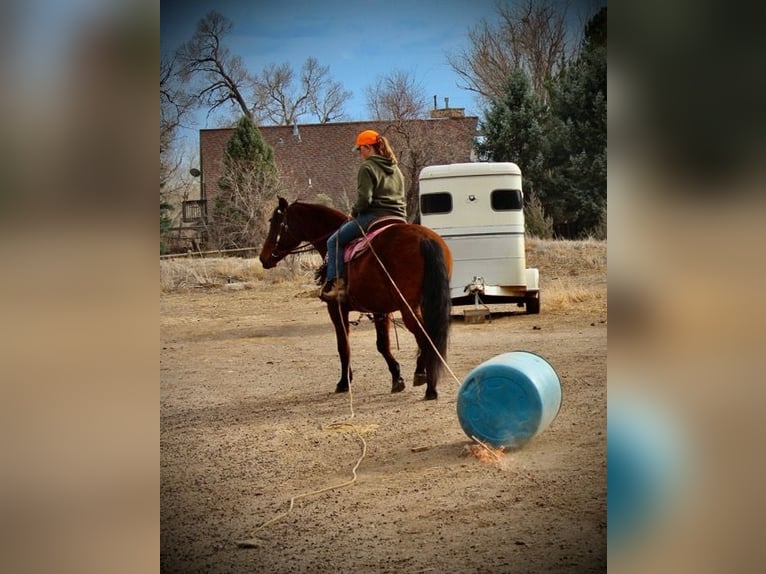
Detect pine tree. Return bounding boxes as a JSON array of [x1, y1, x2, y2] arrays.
[[477, 69, 548, 189], [209, 117, 281, 250], [475, 68, 551, 229], [548, 7, 607, 238]]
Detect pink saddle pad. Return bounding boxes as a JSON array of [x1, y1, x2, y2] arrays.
[[343, 222, 400, 263]]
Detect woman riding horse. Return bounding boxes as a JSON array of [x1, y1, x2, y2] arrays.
[[320, 129, 406, 302], [259, 196, 452, 401]]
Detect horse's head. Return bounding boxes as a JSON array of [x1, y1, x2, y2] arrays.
[[259, 197, 301, 268]]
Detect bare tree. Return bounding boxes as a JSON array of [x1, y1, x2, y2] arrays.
[[161, 55, 195, 150], [254, 57, 351, 125], [175, 12, 349, 126], [252, 63, 303, 125], [363, 70, 430, 219], [161, 55, 186, 161], [307, 62, 353, 123], [447, 0, 570, 104], [161, 54, 201, 252], [176, 10, 254, 121], [365, 70, 429, 121], [161, 54, 194, 207], [388, 121, 475, 222]]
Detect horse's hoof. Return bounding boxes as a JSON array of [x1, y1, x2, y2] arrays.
[[335, 384, 349, 393], [424, 390, 438, 400], [391, 378, 405, 393], [413, 372, 427, 387]]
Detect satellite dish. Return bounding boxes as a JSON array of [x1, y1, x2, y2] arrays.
[[189, 168, 201, 177]]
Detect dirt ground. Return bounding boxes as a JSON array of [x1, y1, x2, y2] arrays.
[[160, 257, 606, 573]]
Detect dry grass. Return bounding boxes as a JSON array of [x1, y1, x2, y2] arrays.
[[525, 238, 607, 313], [542, 278, 605, 314], [159, 240, 607, 314], [160, 253, 322, 293], [526, 237, 606, 275]]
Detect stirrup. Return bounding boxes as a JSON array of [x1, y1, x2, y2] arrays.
[[320, 279, 346, 302]]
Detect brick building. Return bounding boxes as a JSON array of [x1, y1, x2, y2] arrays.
[[182, 108, 479, 248]]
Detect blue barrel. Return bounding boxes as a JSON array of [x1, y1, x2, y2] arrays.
[[456, 351, 562, 449]]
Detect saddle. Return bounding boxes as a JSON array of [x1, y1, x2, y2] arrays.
[[343, 216, 406, 263]]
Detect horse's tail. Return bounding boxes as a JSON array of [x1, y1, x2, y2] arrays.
[[420, 238, 451, 384]]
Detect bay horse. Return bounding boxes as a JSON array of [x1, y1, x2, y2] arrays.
[[259, 197, 452, 400]]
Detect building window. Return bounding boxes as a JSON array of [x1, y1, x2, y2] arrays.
[[182, 199, 207, 222]]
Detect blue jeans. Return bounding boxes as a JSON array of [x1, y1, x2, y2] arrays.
[[326, 213, 379, 282]]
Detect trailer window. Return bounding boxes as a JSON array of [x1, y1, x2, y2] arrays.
[[491, 189, 523, 211], [420, 192, 452, 214]]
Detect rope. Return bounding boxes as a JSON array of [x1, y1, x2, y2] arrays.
[[235, 428, 366, 548], [235, 372, 367, 549], [236, 266, 366, 549], [236, 216, 460, 549]]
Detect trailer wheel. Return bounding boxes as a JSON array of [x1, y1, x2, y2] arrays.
[[525, 292, 540, 314]]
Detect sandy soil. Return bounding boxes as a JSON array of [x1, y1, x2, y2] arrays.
[[161, 264, 606, 573]]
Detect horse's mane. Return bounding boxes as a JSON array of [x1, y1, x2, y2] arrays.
[[292, 200, 347, 220]]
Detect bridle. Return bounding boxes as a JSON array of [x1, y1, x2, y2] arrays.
[[269, 205, 333, 261]]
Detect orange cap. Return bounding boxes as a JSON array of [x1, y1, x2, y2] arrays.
[[354, 129, 380, 150]]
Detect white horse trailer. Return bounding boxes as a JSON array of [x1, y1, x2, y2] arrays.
[[419, 162, 540, 314]]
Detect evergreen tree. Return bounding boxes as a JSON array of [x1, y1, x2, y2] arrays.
[[209, 116, 281, 250], [548, 7, 607, 238], [475, 68, 551, 228]]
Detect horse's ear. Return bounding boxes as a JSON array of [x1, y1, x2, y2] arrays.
[[278, 196, 289, 210]]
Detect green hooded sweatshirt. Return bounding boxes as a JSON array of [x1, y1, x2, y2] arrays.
[[351, 155, 406, 218]]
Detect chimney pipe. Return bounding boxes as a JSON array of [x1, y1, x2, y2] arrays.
[[433, 95, 437, 109], [444, 96, 449, 108]]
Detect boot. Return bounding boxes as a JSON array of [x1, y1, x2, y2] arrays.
[[320, 278, 346, 302]]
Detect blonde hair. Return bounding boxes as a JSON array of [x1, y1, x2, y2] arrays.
[[371, 135, 398, 165]]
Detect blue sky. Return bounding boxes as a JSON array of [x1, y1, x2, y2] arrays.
[[161, 0, 602, 149]]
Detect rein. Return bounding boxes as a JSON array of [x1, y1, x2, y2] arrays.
[[274, 241, 319, 257]]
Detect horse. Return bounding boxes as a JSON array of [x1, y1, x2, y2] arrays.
[[259, 197, 452, 400]]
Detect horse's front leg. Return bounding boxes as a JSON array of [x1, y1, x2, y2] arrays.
[[327, 303, 352, 393], [373, 313, 405, 393]]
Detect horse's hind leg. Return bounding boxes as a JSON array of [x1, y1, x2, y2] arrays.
[[413, 350, 427, 387], [401, 308, 438, 400], [373, 313, 405, 393]]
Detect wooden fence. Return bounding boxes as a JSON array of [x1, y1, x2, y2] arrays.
[[160, 246, 259, 260]]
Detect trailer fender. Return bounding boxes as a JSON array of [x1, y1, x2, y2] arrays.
[[525, 268, 540, 292]]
